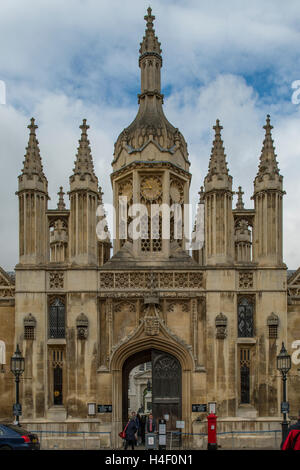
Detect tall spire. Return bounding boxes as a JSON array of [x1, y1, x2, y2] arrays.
[[113, 7, 189, 174], [57, 186, 66, 210], [205, 120, 232, 190], [256, 115, 281, 181], [203, 119, 234, 265], [252, 115, 285, 266], [72, 119, 97, 183], [140, 7, 162, 56], [21, 118, 46, 180], [235, 186, 244, 210], [139, 7, 162, 94]]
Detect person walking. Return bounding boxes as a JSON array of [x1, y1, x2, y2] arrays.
[[136, 413, 142, 446], [146, 413, 156, 433], [124, 416, 138, 450], [131, 411, 139, 445], [281, 411, 300, 450]]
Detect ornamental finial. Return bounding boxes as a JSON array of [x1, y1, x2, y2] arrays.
[[144, 6, 155, 31]]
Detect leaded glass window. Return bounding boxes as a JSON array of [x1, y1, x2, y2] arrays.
[[54, 365, 63, 405], [24, 326, 35, 340], [52, 349, 63, 405], [49, 298, 65, 339], [238, 297, 254, 337], [240, 348, 250, 404]]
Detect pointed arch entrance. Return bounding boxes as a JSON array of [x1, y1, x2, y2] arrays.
[[122, 349, 182, 430], [110, 333, 193, 448]]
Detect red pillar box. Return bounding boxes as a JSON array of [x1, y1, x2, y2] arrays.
[[207, 413, 217, 450]]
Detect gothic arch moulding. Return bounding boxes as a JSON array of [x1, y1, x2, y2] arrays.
[[109, 304, 195, 373], [109, 310, 195, 448]]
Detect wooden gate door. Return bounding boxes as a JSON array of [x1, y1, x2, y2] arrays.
[[151, 350, 181, 444]]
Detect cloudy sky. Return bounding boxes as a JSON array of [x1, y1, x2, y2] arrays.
[[1, 0, 300, 270]]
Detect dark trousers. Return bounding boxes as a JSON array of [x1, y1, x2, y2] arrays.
[[125, 439, 135, 450]]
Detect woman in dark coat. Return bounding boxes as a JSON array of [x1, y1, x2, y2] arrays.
[[124, 417, 138, 450]]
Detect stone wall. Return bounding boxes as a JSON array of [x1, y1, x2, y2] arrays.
[[0, 299, 15, 419]]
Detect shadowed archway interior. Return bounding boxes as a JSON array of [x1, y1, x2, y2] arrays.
[[122, 348, 182, 431]]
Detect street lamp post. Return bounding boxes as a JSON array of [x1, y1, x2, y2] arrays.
[[276, 342, 291, 444], [10, 344, 25, 425]]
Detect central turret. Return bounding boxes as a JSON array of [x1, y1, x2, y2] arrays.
[[110, 8, 192, 261], [112, 7, 189, 171]]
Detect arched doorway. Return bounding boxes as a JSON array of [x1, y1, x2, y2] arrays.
[[122, 349, 182, 433]]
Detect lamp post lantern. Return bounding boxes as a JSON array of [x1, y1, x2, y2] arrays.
[[10, 344, 25, 425], [277, 342, 291, 444]]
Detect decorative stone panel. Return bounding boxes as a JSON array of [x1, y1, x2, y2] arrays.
[[49, 271, 64, 289], [167, 301, 189, 313], [99, 271, 204, 290], [239, 271, 253, 289], [0, 288, 14, 298], [115, 273, 130, 289]]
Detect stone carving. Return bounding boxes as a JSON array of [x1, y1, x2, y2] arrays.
[[267, 312, 279, 326], [99, 271, 204, 290], [49, 271, 64, 289], [110, 304, 194, 369], [76, 313, 89, 340], [115, 273, 130, 289], [129, 273, 146, 288], [160, 273, 173, 288], [189, 272, 204, 288], [174, 273, 188, 288], [114, 301, 136, 313], [167, 301, 189, 313], [144, 305, 160, 336], [215, 312, 228, 339], [288, 287, 300, 298], [99, 272, 114, 289], [24, 313, 37, 327], [239, 271, 253, 289], [0, 276, 9, 286], [0, 288, 14, 298]]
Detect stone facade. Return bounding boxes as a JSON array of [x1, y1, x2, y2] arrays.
[[0, 7, 300, 449], [0, 268, 15, 417]]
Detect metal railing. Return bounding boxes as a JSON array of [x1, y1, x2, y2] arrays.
[[28, 428, 282, 450], [167, 429, 282, 450]]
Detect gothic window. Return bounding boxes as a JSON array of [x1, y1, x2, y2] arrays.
[[267, 313, 279, 339], [118, 177, 133, 247], [49, 298, 65, 339], [268, 325, 278, 339], [24, 326, 35, 340], [240, 348, 250, 404], [51, 349, 63, 405], [140, 175, 163, 252], [238, 297, 254, 337]]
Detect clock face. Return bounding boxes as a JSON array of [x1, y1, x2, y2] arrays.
[[170, 181, 184, 203], [119, 182, 132, 202], [141, 176, 162, 201]]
